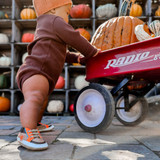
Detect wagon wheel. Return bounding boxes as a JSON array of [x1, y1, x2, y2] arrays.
[[115, 93, 148, 126], [74, 83, 115, 133]]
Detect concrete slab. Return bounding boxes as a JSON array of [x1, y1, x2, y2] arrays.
[[95, 135, 139, 145], [0, 116, 160, 160], [58, 131, 95, 147], [134, 135, 160, 152], [65, 124, 84, 132], [99, 122, 160, 136], [73, 144, 160, 160], [0, 136, 16, 148], [0, 130, 18, 136], [0, 144, 21, 160], [0, 143, 74, 160], [0, 126, 15, 130]]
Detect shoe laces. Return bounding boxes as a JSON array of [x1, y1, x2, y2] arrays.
[[27, 129, 41, 139], [38, 122, 49, 128]]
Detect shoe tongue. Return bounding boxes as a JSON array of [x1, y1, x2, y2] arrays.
[[20, 127, 25, 133]]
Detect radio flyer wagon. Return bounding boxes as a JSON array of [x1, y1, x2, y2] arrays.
[[74, 36, 160, 133]]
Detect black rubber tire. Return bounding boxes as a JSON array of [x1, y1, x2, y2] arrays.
[[115, 93, 148, 126], [74, 83, 115, 133]]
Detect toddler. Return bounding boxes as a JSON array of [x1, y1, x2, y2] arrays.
[[16, 0, 99, 150]]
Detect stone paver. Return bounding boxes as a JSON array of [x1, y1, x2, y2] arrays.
[[0, 114, 160, 160]]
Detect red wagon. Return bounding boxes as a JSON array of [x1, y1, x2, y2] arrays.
[[74, 36, 160, 133]]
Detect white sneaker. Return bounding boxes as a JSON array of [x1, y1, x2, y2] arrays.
[[17, 127, 48, 151], [37, 122, 54, 132]]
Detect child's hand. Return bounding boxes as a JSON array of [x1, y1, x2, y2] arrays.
[[77, 56, 86, 65], [77, 49, 101, 65]]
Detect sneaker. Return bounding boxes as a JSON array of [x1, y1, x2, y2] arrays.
[[17, 127, 48, 151], [37, 122, 54, 132]]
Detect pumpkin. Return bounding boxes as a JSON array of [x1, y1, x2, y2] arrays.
[[127, 81, 147, 90], [0, 74, 8, 89], [20, 8, 36, 19], [75, 28, 91, 41], [21, 33, 34, 43], [0, 55, 11, 66], [0, 11, 8, 19], [91, 16, 150, 51], [47, 100, 64, 113], [135, 24, 152, 41], [70, 4, 92, 18], [96, 3, 117, 18], [0, 33, 9, 43], [72, 63, 81, 66], [0, 95, 10, 112], [22, 52, 28, 63], [149, 20, 160, 37], [129, 3, 143, 17], [74, 75, 89, 90], [55, 76, 65, 89], [155, 6, 160, 16]]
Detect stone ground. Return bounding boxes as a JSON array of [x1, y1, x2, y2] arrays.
[[0, 103, 160, 160]]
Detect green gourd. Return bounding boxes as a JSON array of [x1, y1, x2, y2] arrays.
[[0, 11, 8, 19], [0, 74, 8, 89]]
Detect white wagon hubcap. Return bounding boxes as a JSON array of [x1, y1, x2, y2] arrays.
[[76, 89, 106, 127], [116, 94, 142, 122]]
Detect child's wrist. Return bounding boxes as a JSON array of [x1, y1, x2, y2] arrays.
[[93, 49, 101, 57]]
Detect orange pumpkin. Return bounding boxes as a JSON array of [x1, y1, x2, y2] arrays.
[[72, 63, 81, 66], [70, 4, 92, 18], [20, 8, 36, 19], [91, 16, 150, 51], [127, 81, 147, 90], [0, 96, 10, 112], [21, 33, 34, 43], [129, 4, 143, 17], [76, 28, 91, 41], [155, 6, 160, 16]]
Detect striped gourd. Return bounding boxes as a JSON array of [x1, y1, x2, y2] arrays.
[[135, 24, 152, 41], [149, 20, 160, 37], [119, 0, 135, 16]]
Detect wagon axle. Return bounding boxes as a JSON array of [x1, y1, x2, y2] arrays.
[[84, 104, 92, 112]]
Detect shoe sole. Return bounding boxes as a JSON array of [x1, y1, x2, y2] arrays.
[[38, 125, 55, 132], [17, 137, 48, 151]]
